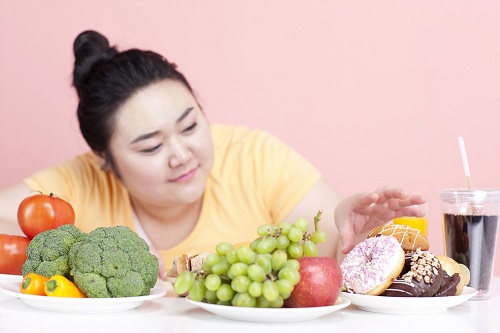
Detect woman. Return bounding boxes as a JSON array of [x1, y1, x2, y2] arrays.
[[0, 31, 426, 276]]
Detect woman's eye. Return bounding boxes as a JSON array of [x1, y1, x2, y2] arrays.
[[141, 144, 162, 153], [183, 122, 197, 133]]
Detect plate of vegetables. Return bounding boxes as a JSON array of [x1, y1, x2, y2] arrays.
[[0, 280, 167, 313], [1, 222, 167, 313], [0, 273, 23, 285]]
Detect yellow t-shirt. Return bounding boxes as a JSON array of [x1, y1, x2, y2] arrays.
[[24, 124, 321, 270]]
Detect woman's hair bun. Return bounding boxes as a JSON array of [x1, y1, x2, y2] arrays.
[[72, 30, 118, 95]]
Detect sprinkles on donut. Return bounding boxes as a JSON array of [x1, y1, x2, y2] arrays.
[[340, 235, 405, 295]]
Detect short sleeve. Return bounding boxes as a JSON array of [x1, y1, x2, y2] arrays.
[[251, 132, 322, 223]]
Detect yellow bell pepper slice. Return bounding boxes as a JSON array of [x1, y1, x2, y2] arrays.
[[20, 273, 49, 296], [44, 275, 86, 298]]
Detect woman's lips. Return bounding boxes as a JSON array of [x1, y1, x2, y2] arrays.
[[170, 168, 197, 182]]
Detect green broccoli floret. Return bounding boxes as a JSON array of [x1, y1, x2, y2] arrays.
[[69, 226, 159, 298], [22, 224, 86, 279]]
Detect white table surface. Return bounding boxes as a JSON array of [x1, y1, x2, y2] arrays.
[[1, 278, 498, 333]]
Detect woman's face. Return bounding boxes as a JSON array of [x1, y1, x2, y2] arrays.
[[107, 79, 214, 208]]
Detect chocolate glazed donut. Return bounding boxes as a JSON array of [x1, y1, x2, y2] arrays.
[[382, 249, 445, 297], [434, 272, 460, 297]]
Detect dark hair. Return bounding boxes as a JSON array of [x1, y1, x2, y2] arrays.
[[72, 30, 194, 157]]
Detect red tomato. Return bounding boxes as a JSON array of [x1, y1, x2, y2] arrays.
[[0, 234, 30, 275], [17, 193, 75, 239]]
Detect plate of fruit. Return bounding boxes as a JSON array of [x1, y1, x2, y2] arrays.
[[185, 295, 350, 323], [170, 213, 351, 322]]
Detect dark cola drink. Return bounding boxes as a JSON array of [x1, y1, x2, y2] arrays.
[[443, 214, 499, 292]]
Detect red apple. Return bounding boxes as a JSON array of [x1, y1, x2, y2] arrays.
[[284, 256, 342, 307]]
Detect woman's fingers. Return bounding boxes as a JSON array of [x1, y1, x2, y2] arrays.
[[335, 187, 427, 255]]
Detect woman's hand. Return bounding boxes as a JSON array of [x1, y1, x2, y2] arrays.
[[334, 186, 427, 254]]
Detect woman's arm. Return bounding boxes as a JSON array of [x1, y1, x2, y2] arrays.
[[0, 182, 32, 235], [284, 178, 343, 261]]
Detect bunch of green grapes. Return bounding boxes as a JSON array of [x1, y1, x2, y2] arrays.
[[173, 210, 326, 307], [252, 210, 326, 259]]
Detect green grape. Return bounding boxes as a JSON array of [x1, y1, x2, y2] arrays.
[[205, 253, 222, 267], [173, 271, 195, 295], [250, 237, 262, 251], [302, 239, 319, 257], [216, 284, 235, 302], [278, 267, 300, 285], [262, 280, 279, 302], [225, 248, 239, 264], [232, 292, 256, 307], [211, 258, 230, 275], [267, 225, 278, 236], [247, 264, 266, 282], [231, 275, 252, 293], [287, 241, 303, 258], [204, 273, 222, 291], [188, 279, 206, 302], [236, 246, 256, 265], [215, 242, 234, 255], [256, 236, 277, 254], [228, 262, 249, 277], [310, 230, 327, 244], [201, 262, 211, 273], [257, 225, 268, 237], [255, 254, 272, 274], [204, 289, 218, 303], [275, 279, 294, 299], [277, 221, 293, 235], [269, 295, 284, 308], [283, 259, 300, 271], [288, 227, 304, 243], [294, 217, 310, 233], [271, 249, 288, 272], [256, 295, 271, 308], [275, 234, 290, 250], [248, 281, 263, 297], [257, 224, 277, 237], [216, 300, 232, 306]]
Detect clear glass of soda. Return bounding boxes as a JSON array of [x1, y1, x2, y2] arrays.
[[440, 189, 500, 300]]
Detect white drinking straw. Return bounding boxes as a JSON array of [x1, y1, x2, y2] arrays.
[[458, 136, 473, 190]]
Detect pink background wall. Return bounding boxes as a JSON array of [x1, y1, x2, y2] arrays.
[[1, 1, 500, 274]]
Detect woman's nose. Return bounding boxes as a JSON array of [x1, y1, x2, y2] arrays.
[[168, 138, 191, 168]]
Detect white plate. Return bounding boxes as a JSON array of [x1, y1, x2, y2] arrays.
[[0, 282, 167, 313], [340, 286, 477, 314], [185, 296, 351, 322], [0, 273, 23, 285]]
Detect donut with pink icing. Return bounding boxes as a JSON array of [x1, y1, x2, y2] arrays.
[[340, 235, 405, 295]]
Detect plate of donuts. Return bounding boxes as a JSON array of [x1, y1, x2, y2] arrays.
[[340, 286, 477, 314]]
